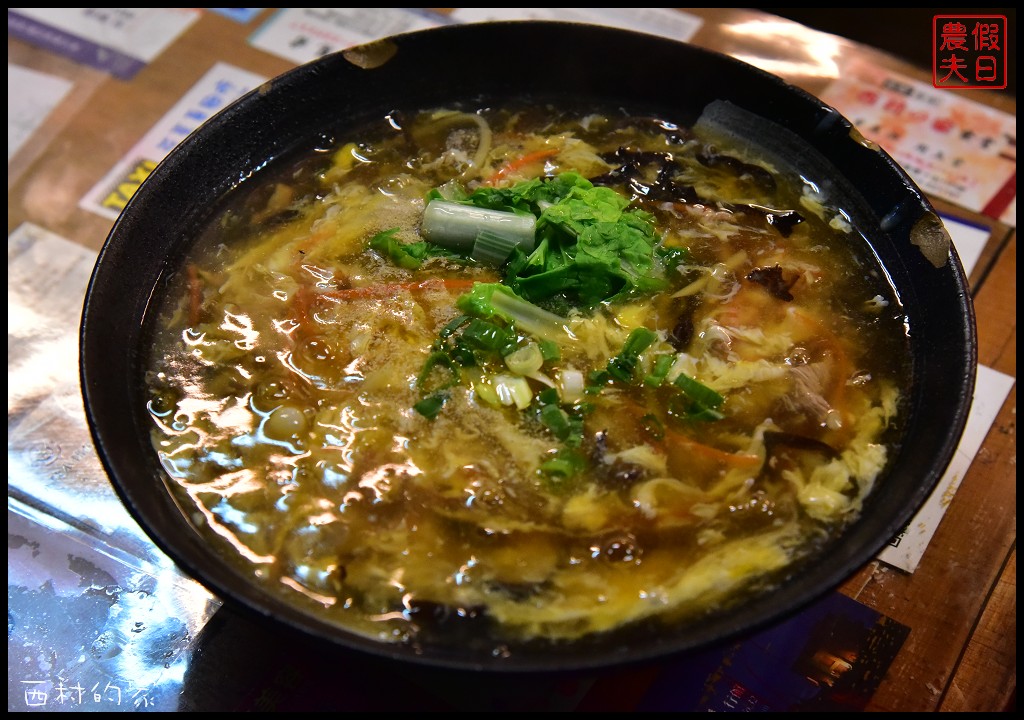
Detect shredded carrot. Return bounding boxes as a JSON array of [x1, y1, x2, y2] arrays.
[[611, 397, 762, 471], [294, 226, 333, 256], [486, 148, 559, 186], [291, 284, 313, 332], [187, 263, 202, 327], [318, 278, 478, 302], [662, 427, 763, 470]]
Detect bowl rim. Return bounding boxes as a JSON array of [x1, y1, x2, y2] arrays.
[[79, 19, 978, 672]]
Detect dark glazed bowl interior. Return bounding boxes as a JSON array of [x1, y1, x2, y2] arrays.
[[80, 21, 977, 672]]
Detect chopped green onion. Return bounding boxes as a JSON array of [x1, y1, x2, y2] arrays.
[[673, 372, 724, 409], [448, 341, 476, 367], [587, 368, 611, 390], [438, 314, 471, 339], [540, 448, 585, 479], [422, 200, 536, 253], [564, 416, 585, 448], [538, 339, 561, 362], [414, 392, 448, 420], [686, 406, 726, 422], [668, 373, 725, 423], [417, 351, 459, 390], [504, 342, 544, 375], [607, 327, 657, 383], [536, 387, 560, 406], [641, 413, 665, 440], [540, 404, 572, 440], [643, 354, 675, 387], [473, 381, 500, 407]]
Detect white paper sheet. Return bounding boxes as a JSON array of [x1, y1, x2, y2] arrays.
[[248, 8, 447, 66], [9, 8, 199, 78], [877, 364, 1015, 572], [943, 214, 995, 278], [8, 63, 73, 161]]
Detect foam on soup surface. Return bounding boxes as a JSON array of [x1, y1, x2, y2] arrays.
[[144, 104, 908, 646]]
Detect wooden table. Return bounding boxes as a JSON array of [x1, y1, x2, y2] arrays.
[[8, 8, 1015, 712]]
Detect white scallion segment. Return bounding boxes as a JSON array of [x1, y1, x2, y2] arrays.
[[558, 368, 585, 404], [471, 229, 519, 267], [422, 200, 536, 253], [527, 370, 557, 388], [493, 374, 533, 409]]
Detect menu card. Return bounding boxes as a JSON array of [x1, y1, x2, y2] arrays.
[[8, 8, 199, 79], [78, 62, 266, 221], [822, 59, 1016, 226], [248, 8, 449, 66]]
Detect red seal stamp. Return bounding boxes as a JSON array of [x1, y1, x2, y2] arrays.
[[933, 15, 1008, 90]]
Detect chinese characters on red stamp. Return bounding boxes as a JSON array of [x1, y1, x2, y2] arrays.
[[933, 15, 1008, 90]]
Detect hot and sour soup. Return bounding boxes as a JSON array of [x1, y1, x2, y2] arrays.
[[143, 103, 910, 647]]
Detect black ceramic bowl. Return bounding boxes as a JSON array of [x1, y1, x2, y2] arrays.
[[80, 21, 976, 672]]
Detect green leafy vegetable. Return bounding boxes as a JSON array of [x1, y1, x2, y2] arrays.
[[409, 174, 698, 430], [460, 318, 517, 355], [455, 283, 572, 344], [369, 228, 462, 270], [435, 173, 668, 309], [369, 228, 424, 269]]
